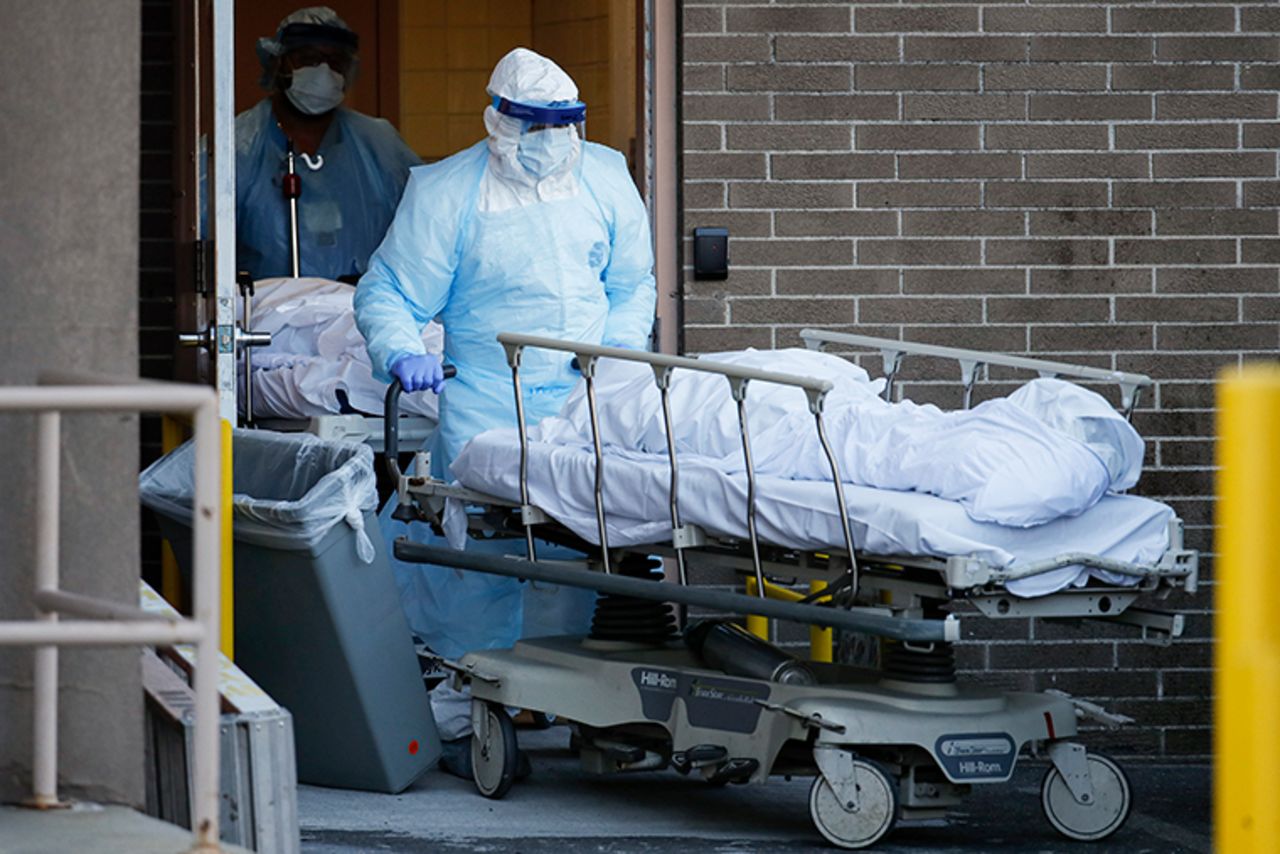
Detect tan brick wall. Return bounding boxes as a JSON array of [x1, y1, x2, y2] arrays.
[[682, 1, 1280, 759]]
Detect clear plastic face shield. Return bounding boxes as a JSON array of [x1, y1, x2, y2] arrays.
[[493, 97, 587, 178]]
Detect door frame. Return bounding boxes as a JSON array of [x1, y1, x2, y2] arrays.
[[642, 0, 681, 356]]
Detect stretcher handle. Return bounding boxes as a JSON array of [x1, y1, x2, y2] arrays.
[[383, 367, 456, 481]]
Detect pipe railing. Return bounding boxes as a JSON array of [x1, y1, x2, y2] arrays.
[[498, 333, 861, 600], [800, 328, 1154, 418], [0, 374, 223, 854]]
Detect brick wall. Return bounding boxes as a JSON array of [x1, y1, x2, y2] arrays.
[[681, 2, 1280, 759]]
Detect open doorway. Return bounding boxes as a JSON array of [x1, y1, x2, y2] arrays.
[[400, 1, 638, 174], [231, 1, 639, 176], [151, 0, 670, 398]]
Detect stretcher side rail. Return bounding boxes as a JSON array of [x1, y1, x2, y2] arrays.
[[944, 546, 1198, 591], [799, 327, 1154, 417], [496, 332, 859, 602]]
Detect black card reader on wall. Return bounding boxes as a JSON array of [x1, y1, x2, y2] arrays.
[[693, 227, 729, 280]]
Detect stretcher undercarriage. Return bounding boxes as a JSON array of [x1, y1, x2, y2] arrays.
[[386, 329, 1198, 849]]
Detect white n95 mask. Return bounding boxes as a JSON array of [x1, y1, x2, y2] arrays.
[[517, 126, 577, 178], [286, 64, 345, 115]]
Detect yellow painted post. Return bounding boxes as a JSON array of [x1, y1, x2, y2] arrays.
[[809, 580, 833, 663], [221, 419, 234, 660], [1215, 364, 1280, 853], [744, 577, 769, 641]]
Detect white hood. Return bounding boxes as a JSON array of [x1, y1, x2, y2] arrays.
[[479, 47, 583, 212]]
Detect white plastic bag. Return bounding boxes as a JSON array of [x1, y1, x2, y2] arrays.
[[140, 429, 378, 562]]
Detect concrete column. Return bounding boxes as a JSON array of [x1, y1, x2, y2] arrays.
[[0, 1, 143, 805]]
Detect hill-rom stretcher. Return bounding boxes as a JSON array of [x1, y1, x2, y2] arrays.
[[385, 329, 1197, 849]]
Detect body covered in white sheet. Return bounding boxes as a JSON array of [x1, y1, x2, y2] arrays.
[[241, 276, 443, 419], [529, 348, 1144, 528], [449, 348, 1166, 597]]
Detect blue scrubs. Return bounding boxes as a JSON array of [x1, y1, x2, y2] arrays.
[[235, 100, 421, 280]]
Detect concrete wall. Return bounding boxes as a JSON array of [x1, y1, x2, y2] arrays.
[[0, 1, 143, 805], [681, 1, 1280, 758]]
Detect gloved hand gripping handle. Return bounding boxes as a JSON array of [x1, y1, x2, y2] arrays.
[[383, 367, 457, 483]]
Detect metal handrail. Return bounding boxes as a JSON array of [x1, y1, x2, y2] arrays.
[[497, 333, 859, 599], [0, 374, 223, 853], [800, 328, 1153, 417]]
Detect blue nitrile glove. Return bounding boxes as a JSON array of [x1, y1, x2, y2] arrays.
[[391, 353, 446, 394]]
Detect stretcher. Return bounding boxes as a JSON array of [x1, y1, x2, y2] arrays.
[[238, 276, 440, 451], [385, 329, 1198, 849]]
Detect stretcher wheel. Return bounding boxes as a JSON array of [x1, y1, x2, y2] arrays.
[[471, 700, 518, 799], [808, 758, 898, 849], [1041, 752, 1132, 841]]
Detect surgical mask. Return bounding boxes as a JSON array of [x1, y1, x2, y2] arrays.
[[517, 127, 577, 178], [286, 63, 345, 115]]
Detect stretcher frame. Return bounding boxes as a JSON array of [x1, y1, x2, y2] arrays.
[[256, 412, 435, 454], [386, 330, 1201, 847], [388, 330, 1197, 644]]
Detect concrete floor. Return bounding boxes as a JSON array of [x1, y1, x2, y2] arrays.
[[0, 803, 251, 854], [298, 728, 1212, 853]]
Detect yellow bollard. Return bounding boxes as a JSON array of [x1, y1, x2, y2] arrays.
[[809, 580, 833, 663], [1215, 364, 1280, 852], [744, 577, 834, 661], [744, 577, 770, 641]]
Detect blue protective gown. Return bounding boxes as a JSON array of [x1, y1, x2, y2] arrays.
[[235, 100, 422, 281], [355, 139, 656, 659], [356, 139, 656, 476]]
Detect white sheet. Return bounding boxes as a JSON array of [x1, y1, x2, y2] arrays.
[[240, 277, 444, 419], [451, 430, 1173, 598], [532, 349, 1144, 528]]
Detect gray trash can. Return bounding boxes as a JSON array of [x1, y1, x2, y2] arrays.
[[141, 429, 439, 793]]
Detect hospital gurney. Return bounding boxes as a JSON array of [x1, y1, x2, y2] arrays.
[[238, 276, 441, 451], [385, 330, 1198, 849]]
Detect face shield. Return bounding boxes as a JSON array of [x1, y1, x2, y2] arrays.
[[492, 97, 586, 178]]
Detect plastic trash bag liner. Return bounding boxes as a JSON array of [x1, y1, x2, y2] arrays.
[[140, 428, 377, 562]]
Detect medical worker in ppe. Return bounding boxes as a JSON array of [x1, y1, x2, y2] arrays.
[[355, 47, 656, 774], [236, 7, 421, 281]]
